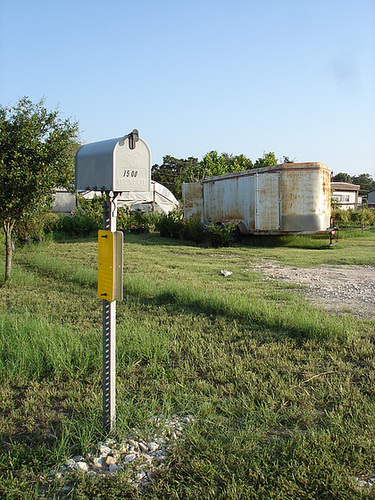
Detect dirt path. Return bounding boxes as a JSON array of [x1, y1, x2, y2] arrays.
[[252, 260, 375, 319]]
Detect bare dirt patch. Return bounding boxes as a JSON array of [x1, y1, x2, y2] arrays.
[[252, 259, 375, 319]]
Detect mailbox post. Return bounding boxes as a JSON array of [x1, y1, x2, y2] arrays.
[[75, 130, 151, 431], [101, 193, 119, 431]]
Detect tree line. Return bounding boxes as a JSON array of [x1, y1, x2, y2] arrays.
[[151, 151, 296, 200]]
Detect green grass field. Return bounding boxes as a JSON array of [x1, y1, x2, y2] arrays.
[[1, 230, 375, 499]]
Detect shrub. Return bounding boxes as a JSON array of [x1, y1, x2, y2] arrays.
[[56, 210, 100, 236], [130, 209, 159, 233], [332, 207, 375, 228], [156, 210, 184, 238], [14, 215, 46, 243], [350, 208, 375, 227], [204, 223, 236, 248], [77, 194, 104, 228], [14, 208, 54, 242], [156, 212, 238, 248], [182, 217, 205, 243], [117, 208, 160, 233], [43, 194, 104, 236], [43, 213, 60, 234], [332, 209, 350, 227], [117, 208, 131, 231]]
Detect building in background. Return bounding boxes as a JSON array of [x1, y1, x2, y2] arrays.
[[331, 182, 361, 210], [367, 188, 375, 208]]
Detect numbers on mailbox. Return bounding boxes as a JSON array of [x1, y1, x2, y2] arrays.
[[123, 170, 138, 178]]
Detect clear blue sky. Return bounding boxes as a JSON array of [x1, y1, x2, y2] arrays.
[[1, 0, 374, 177]]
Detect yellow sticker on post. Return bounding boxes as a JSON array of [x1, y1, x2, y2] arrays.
[[98, 230, 123, 302]]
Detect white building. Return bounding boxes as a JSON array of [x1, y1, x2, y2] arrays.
[[331, 182, 361, 210]]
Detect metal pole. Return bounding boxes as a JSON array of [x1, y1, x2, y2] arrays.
[[103, 192, 117, 431]]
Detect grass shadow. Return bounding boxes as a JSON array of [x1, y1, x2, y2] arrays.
[[14, 252, 349, 345], [121, 232, 334, 251], [121, 279, 348, 344]]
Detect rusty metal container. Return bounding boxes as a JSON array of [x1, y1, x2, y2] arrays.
[[182, 162, 331, 234]]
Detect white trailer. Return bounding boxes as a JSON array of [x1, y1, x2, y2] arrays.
[[182, 162, 331, 235]]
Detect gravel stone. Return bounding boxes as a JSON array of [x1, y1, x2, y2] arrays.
[[147, 442, 159, 453], [128, 439, 139, 451], [355, 474, 375, 489], [99, 445, 111, 456], [92, 457, 104, 470], [104, 438, 116, 447], [109, 463, 119, 473], [252, 260, 375, 318], [138, 442, 148, 452], [75, 461, 89, 472], [47, 413, 195, 492], [136, 471, 147, 481]]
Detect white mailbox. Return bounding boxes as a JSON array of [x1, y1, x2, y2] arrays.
[[75, 130, 151, 192]]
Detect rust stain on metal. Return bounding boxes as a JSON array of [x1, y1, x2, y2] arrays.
[[183, 162, 331, 235], [182, 182, 203, 220]]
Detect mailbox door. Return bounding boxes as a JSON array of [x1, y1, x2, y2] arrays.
[[113, 137, 151, 192]]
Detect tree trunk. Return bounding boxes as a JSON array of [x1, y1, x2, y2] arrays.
[[4, 221, 14, 281]]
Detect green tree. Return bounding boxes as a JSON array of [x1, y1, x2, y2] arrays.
[[332, 172, 352, 183], [231, 153, 253, 171], [184, 151, 254, 182], [199, 150, 229, 178], [253, 151, 278, 169], [0, 97, 79, 281], [351, 173, 375, 196], [151, 155, 198, 200]]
